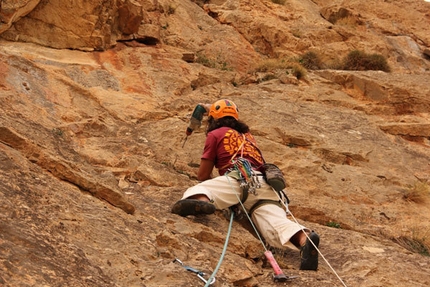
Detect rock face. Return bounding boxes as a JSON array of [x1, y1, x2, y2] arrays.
[[0, 0, 41, 34], [0, 0, 156, 50], [1, 0, 430, 287]]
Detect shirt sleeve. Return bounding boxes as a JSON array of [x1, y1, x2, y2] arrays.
[[201, 132, 218, 163]]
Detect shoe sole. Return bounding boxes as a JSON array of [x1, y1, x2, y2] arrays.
[[300, 231, 319, 271], [171, 199, 216, 217]]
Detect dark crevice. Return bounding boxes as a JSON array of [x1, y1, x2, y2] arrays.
[[135, 37, 159, 45]]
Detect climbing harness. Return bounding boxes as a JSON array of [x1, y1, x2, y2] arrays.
[[173, 258, 216, 285]]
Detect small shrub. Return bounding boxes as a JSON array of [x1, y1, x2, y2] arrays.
[[195, 53, 212, 67], [167, 4, 177, 15], [366, 53, 391, 72], [219, 61, 230, 71], [300, 51, 323, 70], [325, 57, 343, 70], [327, 221, 342, 229], [52, 128, 64, 136], [289, 63, 307, 80], [260, 74, 278, 82], [253, 58, 290, 72], [253, 58, 307, 80], [195, 52, 231, 71], [342, 50, 364, 70], [403, 181, 430, 204], [394, 228, 430, 257], [342, 50, 391, 72]]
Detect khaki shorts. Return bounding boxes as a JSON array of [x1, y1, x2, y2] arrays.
[[182, 172, 307, 249]]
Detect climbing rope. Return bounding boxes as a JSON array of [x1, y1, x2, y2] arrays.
[[204, 209, 235, 287]]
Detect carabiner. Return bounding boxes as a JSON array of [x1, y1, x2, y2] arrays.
[[173, 258, 216, 285], [197, 273, 216, 285]]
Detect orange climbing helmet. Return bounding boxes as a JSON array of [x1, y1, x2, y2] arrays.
[[209, 99, 239, 120]]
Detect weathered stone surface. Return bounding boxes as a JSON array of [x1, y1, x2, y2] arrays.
[[379, 123, 430, 137], [118, 1, 144, 35], [182, 52, 195, 63], [314, 70, 430, 115], [0, 0, 117, 50], [0, 127, 135, 214], [0, 0, 430, 286], [0, 0, 40, 34], [135, 23, 160, 44]]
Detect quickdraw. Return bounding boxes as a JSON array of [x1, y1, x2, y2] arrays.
[[230, 157, 261, 195], [173, 258, 216, 285]]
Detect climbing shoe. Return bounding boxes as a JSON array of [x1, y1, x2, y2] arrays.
[[171, 199, 216, 217], [300, 231, 320, 271]]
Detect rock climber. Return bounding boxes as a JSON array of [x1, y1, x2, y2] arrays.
[[171, 99, 319, 270]]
